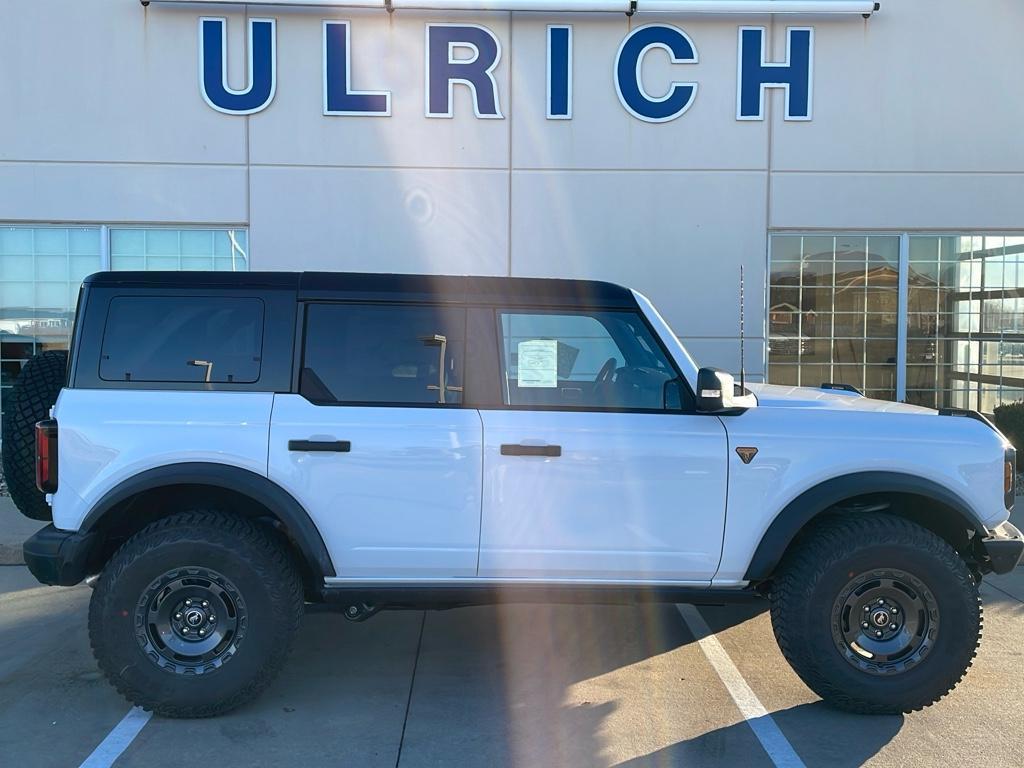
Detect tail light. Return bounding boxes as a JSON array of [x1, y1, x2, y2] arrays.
[[35, 419, 58, 494], [1005, 447, 1016, 511]]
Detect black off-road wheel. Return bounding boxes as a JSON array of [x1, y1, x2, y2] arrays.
[[89, 511, 304, 718], [1, 350, 68, 520], [770, 513, 981, 715]]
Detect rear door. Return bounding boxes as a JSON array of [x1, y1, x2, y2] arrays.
[[478, 308, 729, 582], [269, 302, 483, 579]]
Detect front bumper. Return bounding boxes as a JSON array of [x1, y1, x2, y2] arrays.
[[980, 521, 1024, 575], [22, 525, 98, 586]]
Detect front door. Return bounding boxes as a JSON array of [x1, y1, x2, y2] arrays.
[[478, 308, 729, 582], [269, 302, 482, 579]]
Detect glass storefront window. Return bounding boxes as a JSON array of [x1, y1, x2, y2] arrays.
[[907, 234, 1024, 411], [111, 229, 248, 272], [0, 226, 249, 438], [768, 235, 901, 400], [770, 232, 1024, 413], [0, 226, 102, 428]]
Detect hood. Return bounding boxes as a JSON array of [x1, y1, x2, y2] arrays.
[[746, 383, 935, 415]]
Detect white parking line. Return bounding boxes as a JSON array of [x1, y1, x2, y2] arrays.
[[676, 604, 806, 768], [78, 706, 152, 768]]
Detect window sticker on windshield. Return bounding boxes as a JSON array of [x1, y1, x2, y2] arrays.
[[517, 339, 558, 388]]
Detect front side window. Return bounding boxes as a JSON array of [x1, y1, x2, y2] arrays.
[[100, 296, 264, 383], [301, 304, 466, 406], [497, 310, 681, 410]]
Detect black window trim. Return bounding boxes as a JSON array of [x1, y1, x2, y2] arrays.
[[490, 306, 698, 415], [297, 300, 472, 409]]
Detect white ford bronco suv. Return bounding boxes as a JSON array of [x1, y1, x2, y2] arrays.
[[4, 271, 1022, 718]]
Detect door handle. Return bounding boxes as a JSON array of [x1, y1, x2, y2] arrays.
[[500, 444, 561, 457], [288, 440, 351, 453]]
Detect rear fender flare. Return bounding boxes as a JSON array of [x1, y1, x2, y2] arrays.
[[81, 462, 336, 578]]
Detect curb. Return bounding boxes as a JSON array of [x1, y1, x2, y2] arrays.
[[0, 543, 25, 566]]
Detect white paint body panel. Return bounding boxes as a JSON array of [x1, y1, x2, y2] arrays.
[[478, 409, 728, 581], [714, 385, 1012, 583], [49, 306, 1012, 589], [268, 395, 483, 578], [50, 389, 274, 531]]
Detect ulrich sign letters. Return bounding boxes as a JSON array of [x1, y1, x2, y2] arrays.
[[199, 17, 816, 123]]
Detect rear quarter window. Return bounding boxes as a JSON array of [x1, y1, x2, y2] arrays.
[[99, 296, 264, 383]]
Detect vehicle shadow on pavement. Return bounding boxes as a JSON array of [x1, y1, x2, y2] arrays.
[[613, 702, 904, 768], [392, 598, 817, 768], [688, 598, 769, 633]]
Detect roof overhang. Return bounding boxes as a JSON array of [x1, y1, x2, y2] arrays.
[[140, 0, 880, 17]]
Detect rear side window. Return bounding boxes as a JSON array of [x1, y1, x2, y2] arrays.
[[301, 303, 466, 406], [99, 296, 264, 383]]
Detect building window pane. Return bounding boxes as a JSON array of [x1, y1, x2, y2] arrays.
[[110, 228, 248, 272], [908, 234, 1024, 413], [0, 226, 101, 432], [768, 234, 900, 398]]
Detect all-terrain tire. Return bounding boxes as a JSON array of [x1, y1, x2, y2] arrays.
[[770, 513, 981, 715], [1, 350, 68, 520], [89, 511, 304, 718]]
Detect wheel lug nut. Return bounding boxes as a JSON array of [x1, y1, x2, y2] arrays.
[[875, 630, 883, 638], [174, 612, 182, 620], [889, 623, 897, 630], [861, 622, 869, 629], [184, 599, 193, 607], [202, 601, 209, 609], [199, 629, 206, 637], [182, 627, 189, 634], [877, 599, 885, 605], [863, 606, 870, 613], [208, 615, 216, 623], [890, 607, 898, 614]]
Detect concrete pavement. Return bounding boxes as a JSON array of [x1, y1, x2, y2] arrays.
[[0, 496, 44, 564], [2, 563, 1024, 768]]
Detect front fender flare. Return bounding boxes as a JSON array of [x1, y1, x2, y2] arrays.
[[81, 462, 336, 578], [742, 471, 987, 582]]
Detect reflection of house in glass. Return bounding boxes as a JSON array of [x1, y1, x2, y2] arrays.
[[768, 237, 900, 401], [769, 234, 1024, 413]]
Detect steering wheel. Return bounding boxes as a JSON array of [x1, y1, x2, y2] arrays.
[[595, 357, 617, 384]]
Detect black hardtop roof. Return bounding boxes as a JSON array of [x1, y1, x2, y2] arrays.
[[83, 271, 637, 309]]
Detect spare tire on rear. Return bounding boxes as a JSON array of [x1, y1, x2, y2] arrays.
[[1, 350, 68, 521]]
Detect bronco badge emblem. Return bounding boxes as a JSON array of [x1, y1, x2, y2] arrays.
[[736, 447, 758, 464]]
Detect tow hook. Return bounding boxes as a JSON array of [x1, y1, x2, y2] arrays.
[[343, 602, 380, 622]]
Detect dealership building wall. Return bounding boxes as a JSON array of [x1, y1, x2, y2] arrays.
[[2, 0, 1023, 425]]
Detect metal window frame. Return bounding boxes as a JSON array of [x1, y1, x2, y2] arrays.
[[769, 230, 1024, 411]]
